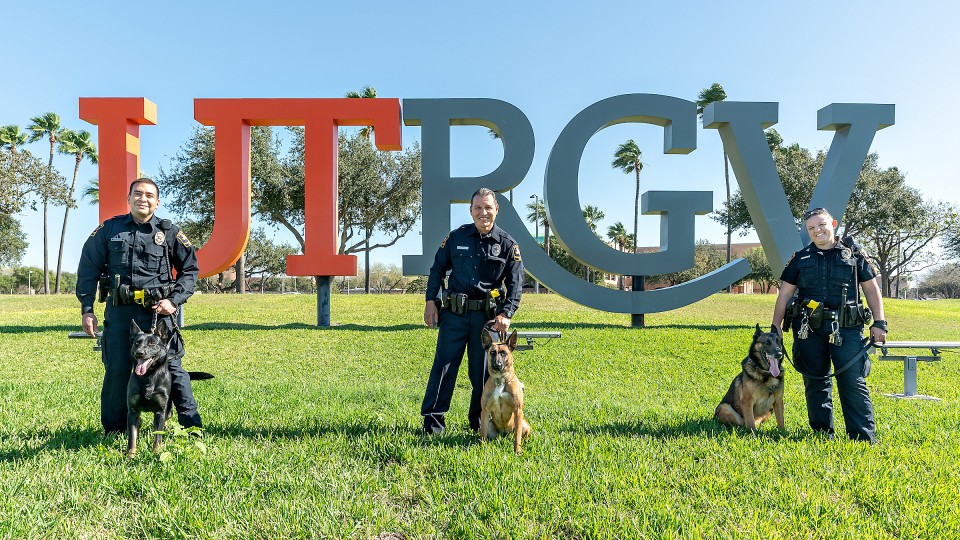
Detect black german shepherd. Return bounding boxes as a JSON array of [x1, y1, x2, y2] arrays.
[[714, 324, 785, 431], [126, 321, 212, 457]]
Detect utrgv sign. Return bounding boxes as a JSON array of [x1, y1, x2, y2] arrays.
[[80, 95, 893, 315]]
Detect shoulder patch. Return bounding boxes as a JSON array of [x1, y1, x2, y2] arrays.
[[89, 223, 104, 237], [439, 234, 449, 249], [512, 244, 522, 262], [176, 230, 193, 248], [783, 252, 795, 268]]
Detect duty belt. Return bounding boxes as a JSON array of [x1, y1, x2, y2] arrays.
[[441, 291, 493, 315]]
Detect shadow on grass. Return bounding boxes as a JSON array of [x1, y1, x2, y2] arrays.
[[0, 324, 82, 334], [205, 420, 478, 448], [571, 418, 805, 441], [0, 425, 117, 461], [508, 322, 748, 332], [185, 322, 422, 332]]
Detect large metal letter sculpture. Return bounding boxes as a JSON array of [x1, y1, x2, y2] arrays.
[[402, 98, 535, 275], [194, 99, 401, 277], [79, 98, 158, 222], [404, 95, 751, 314], [703, 102, 894, 271]]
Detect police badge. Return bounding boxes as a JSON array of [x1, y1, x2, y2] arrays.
[[154, 232, 165, 246], [491, 244, 501, 257], [840, 246, 852, 261]]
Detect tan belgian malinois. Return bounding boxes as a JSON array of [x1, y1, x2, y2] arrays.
[[480, 327, 531, 453]]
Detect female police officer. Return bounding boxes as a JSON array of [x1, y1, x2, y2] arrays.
[[420, 188, 523, 435], [76, 178, 203, 435], [772, 208, 887, 443]]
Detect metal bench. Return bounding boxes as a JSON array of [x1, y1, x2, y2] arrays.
[[513, 331, 561, 351], [874, 341, 960, 401], [68, 331, 102, 351]]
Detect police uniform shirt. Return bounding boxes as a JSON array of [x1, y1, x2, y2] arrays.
[[76, 213, 199, 314], [780, 237, 878, 308], [425, 223, 523, 318]]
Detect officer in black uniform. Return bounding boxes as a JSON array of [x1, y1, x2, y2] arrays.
[[772, 208, 887, 443], [421, 187, 523, 435], [76, 177, 203, 435]]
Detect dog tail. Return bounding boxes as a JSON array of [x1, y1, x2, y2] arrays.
[[188, 371, 215, 381]]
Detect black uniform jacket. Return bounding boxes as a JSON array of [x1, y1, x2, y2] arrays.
[[780, 236, 878, 308], [425, 223, 523, 318], [76, 213, 199, 314]]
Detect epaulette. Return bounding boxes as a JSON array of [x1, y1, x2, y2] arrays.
[[89, 222, 105, 237]]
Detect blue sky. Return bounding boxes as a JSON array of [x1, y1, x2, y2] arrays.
[[4, 1, 958, 274]]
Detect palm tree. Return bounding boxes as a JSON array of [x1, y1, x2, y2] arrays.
[[525, 198, 550, 255], [345, 86, 377, 139], [611, 139, 643, 257], [0, 125, 28, 154], [607, 221, 629, 289], [581, 205, 605, 280], [696, 83, 732, 291], [81, 178, 100, 205], [55, 129, 98, 292], [27, 112, 62, 294], [345, 86, 379, 293]]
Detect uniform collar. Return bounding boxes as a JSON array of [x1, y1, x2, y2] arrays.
[[470, 223, 504, 241], [124, 213, 160, 231]]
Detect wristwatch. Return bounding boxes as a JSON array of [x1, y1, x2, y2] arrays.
[[870, 320, 888, 331]]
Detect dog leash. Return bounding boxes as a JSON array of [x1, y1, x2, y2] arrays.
[[787, 337, 874, 381]]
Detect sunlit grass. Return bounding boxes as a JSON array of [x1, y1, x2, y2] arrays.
[[1, 294, 958, 538]]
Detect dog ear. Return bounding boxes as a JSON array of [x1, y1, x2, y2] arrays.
[[482, 327, 494, 349], [754, 323, 763, 337], [770, 324, 779, 336], [130, 320, 143, 338], [507, 330, 518, 351]]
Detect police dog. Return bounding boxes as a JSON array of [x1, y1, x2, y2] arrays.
[[126, 321, 212, 456], [480, 328, 531, 454], [714, 324, 785, 431]]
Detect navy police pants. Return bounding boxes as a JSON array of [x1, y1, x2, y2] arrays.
[[420, 308, 488, 433], [792, 319, 875, 443]]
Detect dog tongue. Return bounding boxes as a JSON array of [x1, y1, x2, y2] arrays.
[[135, 363, 148, 376], [768, 356, 781, 377]]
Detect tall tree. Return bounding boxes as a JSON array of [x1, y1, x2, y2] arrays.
[[525, 198, 550, 254], [345, 85, 377, 140], [612, 140, 643, 257], [581, 205, 605, 280], [54, 129, 98, 292], [696, 83, 732, 292], [0, 125, 28, 154], [81, 178, 99, 205], [606, 221, 630, 289], [26, 112, 62, 294], [0, 213, 27, 267]]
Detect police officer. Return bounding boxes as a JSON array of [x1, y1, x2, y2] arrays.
[[421, 188, 523, 435], [772, 207, 887, 443], [76, 177, 203, 435]]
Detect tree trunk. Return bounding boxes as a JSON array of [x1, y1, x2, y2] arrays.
[[234, 253, 245, 293], [55, 156, 81, 293], [544, 219, 551, 256], [42, 198, 50, 293], [364, 232, 371, 294]]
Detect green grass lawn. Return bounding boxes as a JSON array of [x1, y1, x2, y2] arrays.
[[1, 293, 959, 539]]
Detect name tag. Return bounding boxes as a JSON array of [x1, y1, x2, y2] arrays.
[[799, 255, 810, 259], [110, 237, 124, 242], [457, 246, 469, 250]]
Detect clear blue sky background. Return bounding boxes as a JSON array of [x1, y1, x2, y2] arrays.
[[4, 1, 958, 276]]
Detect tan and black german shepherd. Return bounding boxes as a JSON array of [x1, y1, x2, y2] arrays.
[[480, 328, 531, 454], [714, 324, 785, 431]]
